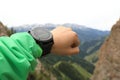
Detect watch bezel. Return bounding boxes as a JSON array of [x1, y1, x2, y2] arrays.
[[29, 27, 53, 42]]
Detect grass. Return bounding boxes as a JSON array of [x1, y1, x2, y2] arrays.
[[72, 63, 92, 80], [53, 61, 92, 80]]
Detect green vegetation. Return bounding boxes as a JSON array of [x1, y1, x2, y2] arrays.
[[72, 63, 92, 79], [85, 51, 99, 64], [39, 54, 94, 80], [80, 38, 105, 58], [40, 54, 95, 74], [56, 61, 85, 80], [82, 36, 108, 64], [48, 61, 92, 80]]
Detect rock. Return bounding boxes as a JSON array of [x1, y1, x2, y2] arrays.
[[0, 22, 11, 36], [91, 19, 120, 80]]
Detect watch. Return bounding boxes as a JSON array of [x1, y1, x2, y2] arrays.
[[28, 27, 54, 56]]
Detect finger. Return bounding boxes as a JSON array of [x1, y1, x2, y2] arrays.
[[73, 37, 80, 47], [66, 27, 72, 31], [71, 40, 80, 48], [69, 47, 80, 55], [71, 32, 80, 47], [56, 26, 67, 29]]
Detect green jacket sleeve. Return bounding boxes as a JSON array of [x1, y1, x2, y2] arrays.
[[0, 32, 42, 80]]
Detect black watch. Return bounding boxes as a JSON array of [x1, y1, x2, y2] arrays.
[[28, 27, 54, 56]]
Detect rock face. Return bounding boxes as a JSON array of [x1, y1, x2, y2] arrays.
[[91, 19, 120, 80], [0, 22, 11, 36]]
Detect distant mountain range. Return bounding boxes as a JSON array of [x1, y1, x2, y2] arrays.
[[12, 23, 109, 42]]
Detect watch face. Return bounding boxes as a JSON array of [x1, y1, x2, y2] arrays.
[[31, 27, 52, 42]]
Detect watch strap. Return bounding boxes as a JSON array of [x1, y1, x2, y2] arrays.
[[34, 37, 54, 56]]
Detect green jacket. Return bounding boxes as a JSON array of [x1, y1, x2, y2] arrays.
[[0, 32, 42, 80]]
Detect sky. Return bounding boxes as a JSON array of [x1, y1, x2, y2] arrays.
[[0, 0, 120, 30]]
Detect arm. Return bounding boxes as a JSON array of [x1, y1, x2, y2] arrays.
[[0, 26, 80, 80]]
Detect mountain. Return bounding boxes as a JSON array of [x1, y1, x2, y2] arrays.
[[63, 23, 109, 42], [80, 38, 106, 63], [91, 19, 120, 80], [11, 23, 109, 42], [0, 22, 12, 36]]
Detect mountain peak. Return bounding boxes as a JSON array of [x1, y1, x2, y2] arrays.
[[63, 23, 88, 29], [91, 19, 120, 80]]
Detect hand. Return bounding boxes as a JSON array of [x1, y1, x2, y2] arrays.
[[50, 26, 80, 55]]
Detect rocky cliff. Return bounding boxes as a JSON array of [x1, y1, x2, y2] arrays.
[[0, 22, 11, 36], [91, 19, 120, 80]]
